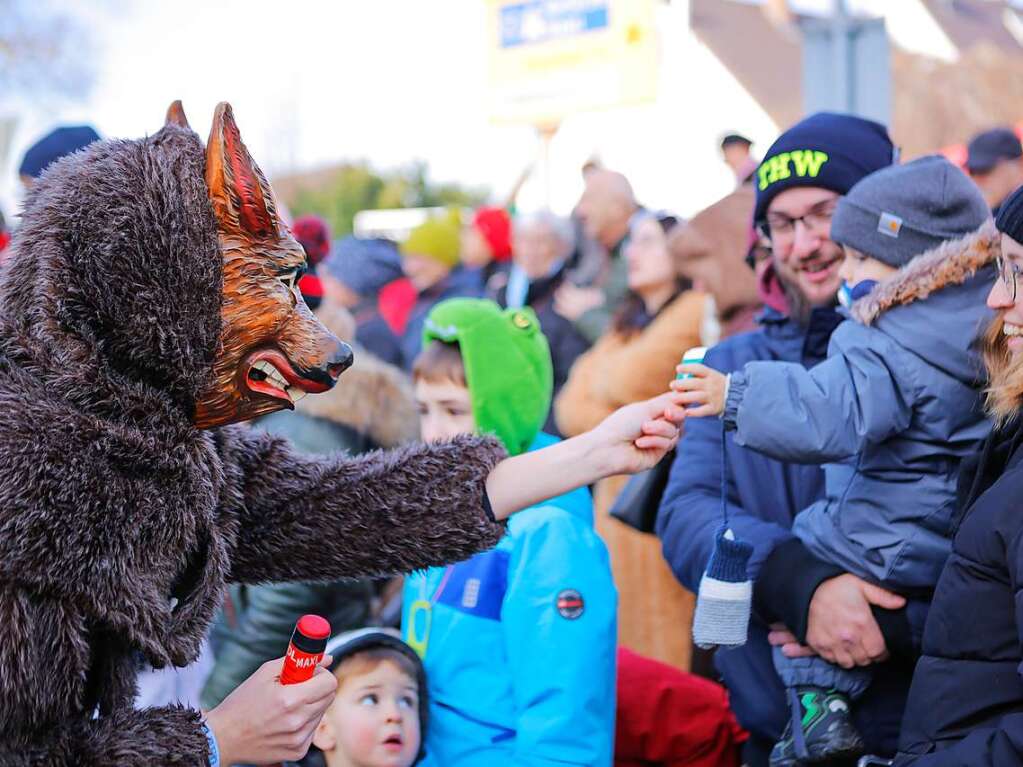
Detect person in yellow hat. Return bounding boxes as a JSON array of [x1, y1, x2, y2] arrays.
[[397, 209, 475, 370]]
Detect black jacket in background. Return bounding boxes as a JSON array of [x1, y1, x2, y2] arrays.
[[896, 417, 1023, 765], [492, 268, 591, 436]]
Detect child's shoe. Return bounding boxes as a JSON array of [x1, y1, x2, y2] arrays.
[[769, 687, 865, 766]]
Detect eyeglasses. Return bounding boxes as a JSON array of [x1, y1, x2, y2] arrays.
[[997, 254, 1022, 302], [759, 200, 838, 242]]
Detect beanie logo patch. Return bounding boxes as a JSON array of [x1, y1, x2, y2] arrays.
[[878, 212, 903, 238], [556, 589, 585, 620], [758, 150, 830, 191]]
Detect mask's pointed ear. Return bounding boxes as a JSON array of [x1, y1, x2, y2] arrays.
[[165, 100, 190, 129], [205, 102, 280, 239]]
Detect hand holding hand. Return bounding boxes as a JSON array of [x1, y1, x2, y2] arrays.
[[805, 574, 905, 669], [206, 654, 338, 766], [587, 391, 687, 475], [670, 364, 728, 418]]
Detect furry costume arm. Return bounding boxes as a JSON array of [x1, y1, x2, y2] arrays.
[[0, 585, 212, 766], [216, 427, 508, 584]]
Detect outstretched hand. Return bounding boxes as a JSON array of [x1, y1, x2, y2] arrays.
[[671, 363, 728, 418], [589, 391, 687, 475], [485, 391, 686, 521]]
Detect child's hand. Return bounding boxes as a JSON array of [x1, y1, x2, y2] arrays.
[[670, 364, 727, 418]]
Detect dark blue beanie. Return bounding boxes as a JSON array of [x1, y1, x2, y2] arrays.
[[996, 184, 1023, 244], [19, 125, 101, 179], [324, 235, 403, 297], [753, 112, 896, 224]]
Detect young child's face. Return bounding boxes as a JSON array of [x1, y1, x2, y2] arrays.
[[415, 377, 475, 443], [316, 659, 421, 767], [838, 245, 898, 286]]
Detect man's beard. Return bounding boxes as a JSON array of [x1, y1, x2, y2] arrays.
[[773, 262, 838, 326]]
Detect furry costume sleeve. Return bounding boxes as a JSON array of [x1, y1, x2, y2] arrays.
[[215, 426, 508, 584], [0, 588, 212, 766]]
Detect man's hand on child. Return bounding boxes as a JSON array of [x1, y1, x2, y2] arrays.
[[671, 364, 727, 418], [806, 575, 905, 669]]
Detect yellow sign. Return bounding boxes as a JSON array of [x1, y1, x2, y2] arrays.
[[487, 0, 658, 127]]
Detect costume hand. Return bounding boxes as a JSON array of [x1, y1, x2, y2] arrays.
[[588, 391, 686, 475], [206, 654, 338, 766], [769, 623, 817, 659], [554, 283, 605, 321], [806, 574, 905, 669], [670, 364, 728, 418]]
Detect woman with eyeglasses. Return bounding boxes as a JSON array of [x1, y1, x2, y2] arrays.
[[892, 184, 1023, 765]]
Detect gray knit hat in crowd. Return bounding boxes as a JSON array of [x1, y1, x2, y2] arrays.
[[830, 154, 990, 268]]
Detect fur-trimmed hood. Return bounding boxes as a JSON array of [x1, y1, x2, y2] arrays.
[[851, 220, 999, 384], [291, 305, 418, 448]]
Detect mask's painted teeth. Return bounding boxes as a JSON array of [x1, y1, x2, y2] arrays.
[[1005, 323, 1023, 337], [251, 358, 309, 404], [253, 359, 289, 389]]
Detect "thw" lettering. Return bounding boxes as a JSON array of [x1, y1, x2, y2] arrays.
[[758, 150, 830, 190]]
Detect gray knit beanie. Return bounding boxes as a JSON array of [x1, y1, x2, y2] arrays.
[[830, 154, 990, 268]]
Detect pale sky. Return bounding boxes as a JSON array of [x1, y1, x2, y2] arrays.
[[0, 0, 942, 223], [2, 0, 548, 218], [5, 0, 764, 221]]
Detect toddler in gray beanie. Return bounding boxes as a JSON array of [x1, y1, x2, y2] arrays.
[[674, 153, 996, 765], [830, 155, 990, 306]]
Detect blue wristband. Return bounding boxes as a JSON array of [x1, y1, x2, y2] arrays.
[[201, 721, 220, 767]]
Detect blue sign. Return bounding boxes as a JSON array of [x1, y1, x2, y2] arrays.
[[499, 1, 610, 48]]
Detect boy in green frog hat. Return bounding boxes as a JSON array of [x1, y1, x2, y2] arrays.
[[403, 297, 617, 767]]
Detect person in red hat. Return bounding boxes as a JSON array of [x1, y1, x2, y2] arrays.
[[291, 215, 332, 311], [461, 206, 513, 296]]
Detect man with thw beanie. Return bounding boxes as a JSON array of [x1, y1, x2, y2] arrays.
[[657, 112, 904, 766]]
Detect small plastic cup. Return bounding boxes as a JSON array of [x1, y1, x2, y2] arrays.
[[676, 346, 708, 380]]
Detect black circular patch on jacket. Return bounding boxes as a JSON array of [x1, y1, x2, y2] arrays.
[[556, 589, 584, 619]]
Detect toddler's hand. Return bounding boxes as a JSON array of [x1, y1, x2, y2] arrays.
[[670, 364, 727, 418]]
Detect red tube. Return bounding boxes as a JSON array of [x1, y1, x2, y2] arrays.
[[280, 614, 331, 685]]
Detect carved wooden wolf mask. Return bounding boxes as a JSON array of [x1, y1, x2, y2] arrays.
[[168, 101, 353, 428]]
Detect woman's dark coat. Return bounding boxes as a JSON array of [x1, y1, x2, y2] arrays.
[[896, 417, 1023, 765], [0, 123, 505, 764]]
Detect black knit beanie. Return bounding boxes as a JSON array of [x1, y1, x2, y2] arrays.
[[996, 184, 1023, 244], [754, 112, 897, 224]]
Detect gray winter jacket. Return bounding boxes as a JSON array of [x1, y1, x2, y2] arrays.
[[723, 223, 998, 591]]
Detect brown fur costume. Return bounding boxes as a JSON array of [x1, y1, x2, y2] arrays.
[[0, 112, 505, 763]]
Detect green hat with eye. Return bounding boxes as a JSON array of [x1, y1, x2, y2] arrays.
[[423, 298, 553, 457]]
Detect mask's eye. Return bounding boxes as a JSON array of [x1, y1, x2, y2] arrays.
[[279, 262, 307, 291]]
